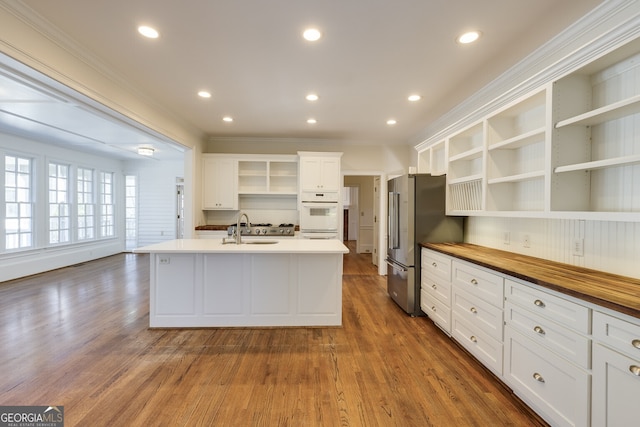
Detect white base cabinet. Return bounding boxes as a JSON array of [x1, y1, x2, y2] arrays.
[[421, 245, 640, 427], [421, 248, 454, 333], [504, 327, 590, 427], [592, 311, 640, 427]]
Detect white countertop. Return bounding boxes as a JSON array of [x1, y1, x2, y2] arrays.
[[134, 238, 349, 254]]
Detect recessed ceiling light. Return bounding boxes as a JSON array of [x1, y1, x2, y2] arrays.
[[386, 119, 397, 125], [307, 118, 317, 124], [457, 31, 481, 44], [303, 28, 322, 41], [198, 91, 211, 98], [223, 116, 233, 122], [306, 94, 319, 101], [408, 94, 421, 102], [138, 25, 159, 39]]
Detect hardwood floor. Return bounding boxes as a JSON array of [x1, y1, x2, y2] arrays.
[[0, 242, 546, 426]]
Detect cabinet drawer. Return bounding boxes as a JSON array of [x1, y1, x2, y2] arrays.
[[452, 260, 504, 307], [421, 289, 451, 334], [452, 287, 503, 341], [592, 343, 640, 427], [421, 249, 452, 282], [593, 311, 640, 360], [505, 302, 590, 368], [504, 327, 590, 427], [451, 316, 503, 376], [505, 279, 590, 334], [421, 277, 452, 306]]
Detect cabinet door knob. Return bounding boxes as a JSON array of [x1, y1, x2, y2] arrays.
[[470, 335, 477, 343], [534, 326, 545, 335], [432, 262, 437, 268], [470, 307, 478, 314], [533, 372, 545, 383], [432, 284, 437, 289], [632, 339, 640, 349], [431, 306, 436, 312], [470, 278, 478, 285], [630, 366, 640, 376], [534, 299, 546, 308]]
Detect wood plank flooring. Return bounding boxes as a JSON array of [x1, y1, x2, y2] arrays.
[[0, 242, 546, 426]]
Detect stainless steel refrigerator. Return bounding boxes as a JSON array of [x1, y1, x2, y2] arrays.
[[386, 174, 464, 316]]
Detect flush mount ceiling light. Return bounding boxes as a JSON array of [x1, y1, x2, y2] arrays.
[[457, 31, 481, 44], [138, 25, 159, 39], [137, 146, 155, 156], [305, 93, 319, 101], [386, 119, 397, 125], [408, 94, 422, 102], [222, 116, 233, 122], [303, 28, 322, 41], [307, 118, 317, 124], [198, 91, 211, 98]]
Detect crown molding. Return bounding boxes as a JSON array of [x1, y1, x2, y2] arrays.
[[413, 0, 640, 152]]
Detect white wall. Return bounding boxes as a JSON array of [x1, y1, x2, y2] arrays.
[[124, 159, 185, 247], [207, 138, 410, 175]]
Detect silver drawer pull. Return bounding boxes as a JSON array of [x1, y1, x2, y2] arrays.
[[470, 307, 478, 314], [431, 306, 436, 312], [534, 299, 545, 308], [432, 262, 437, 268], [470, 278, 478, 285], [470, 335, 477, 343], [432, 284, 437, 289], [632, 339, 640, 349], [533, 372, 545, 383], [630, 366, 640, 376], [534, 326, 545, 335]]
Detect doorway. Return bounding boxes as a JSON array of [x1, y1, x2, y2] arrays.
[[342, 173, 386, 275]]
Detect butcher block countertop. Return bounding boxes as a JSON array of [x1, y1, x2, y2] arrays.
[[422, 242, 640, 319]]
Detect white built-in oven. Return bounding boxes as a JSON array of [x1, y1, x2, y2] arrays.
[[299, 191, 339, 238]]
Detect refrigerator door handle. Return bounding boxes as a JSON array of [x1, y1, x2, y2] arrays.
[[385, 257, 408, 272], [388, 192, 400, 249]]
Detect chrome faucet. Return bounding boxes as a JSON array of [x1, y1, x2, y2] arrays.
[[235, 211, 250, 244]]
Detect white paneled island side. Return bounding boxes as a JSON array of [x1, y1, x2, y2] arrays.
[[135, 239, 349, 327]]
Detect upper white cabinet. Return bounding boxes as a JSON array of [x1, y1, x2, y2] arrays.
[[298, 151, 342, 192], [419, 36, 640, 221], [237, 155, 298, 195], [202, 154, 238, 210]]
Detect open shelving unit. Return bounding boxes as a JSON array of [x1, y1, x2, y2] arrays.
[[418, 35, 640, 221], [237, 156, 298, 195], [447, 122, 484, 211], [551, 45, 640, 215]]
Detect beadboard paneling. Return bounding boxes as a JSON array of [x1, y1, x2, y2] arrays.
[[465, 217, 640, 279]]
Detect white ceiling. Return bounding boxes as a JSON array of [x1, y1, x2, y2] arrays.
[[1, 0, 603, 160]]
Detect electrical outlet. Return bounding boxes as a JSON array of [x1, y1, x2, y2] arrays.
[[523, 235, 530, 248], [573, 238, 584, 257], [503, 232, 510, 245]]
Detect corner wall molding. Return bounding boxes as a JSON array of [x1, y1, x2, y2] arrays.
[[413, 0, 640, 152]]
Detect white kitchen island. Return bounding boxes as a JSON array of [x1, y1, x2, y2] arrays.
[[134, 238, 349, 327]]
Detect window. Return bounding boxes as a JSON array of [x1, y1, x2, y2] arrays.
[[125, 175, 137, 250], [5, 155, 33, 250], [48, 162, 70, 244], [99, 171, 115, 237], [77, 167, 95, 240]]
